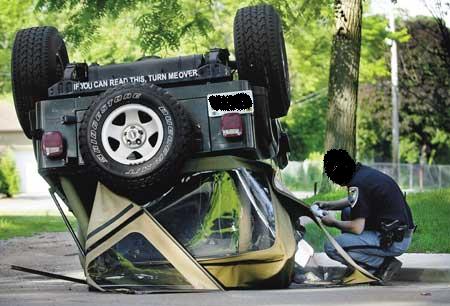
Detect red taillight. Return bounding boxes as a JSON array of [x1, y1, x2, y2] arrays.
[[42, 131, 65, 159], [221, 113, 243, 138]]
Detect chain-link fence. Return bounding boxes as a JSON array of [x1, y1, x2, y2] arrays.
[[281, 161, 450, 193]]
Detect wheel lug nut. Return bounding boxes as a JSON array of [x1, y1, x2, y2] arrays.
[[127, 140, 131, 145], [139, 130, 143, 135], [136, 139, 141, 145]]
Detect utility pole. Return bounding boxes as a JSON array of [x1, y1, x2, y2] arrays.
[[389, 1, 400, 182]]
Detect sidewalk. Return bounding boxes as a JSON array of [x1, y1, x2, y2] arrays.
[[0, 193, 70, 216], [311, 252, 450, 282], [292, 191, 314, 199]]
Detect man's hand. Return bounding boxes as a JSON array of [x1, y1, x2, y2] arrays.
[[312, 198, 350, 211], [313, 201, 328, 210], [320, 214, 336, 227]]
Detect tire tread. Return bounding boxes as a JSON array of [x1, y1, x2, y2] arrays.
[[234, 5, 290, 118], [79, 83, 193, 202], [11, 26, 68, 138]]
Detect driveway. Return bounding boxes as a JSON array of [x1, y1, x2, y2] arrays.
[[0, 233, 449, 306]]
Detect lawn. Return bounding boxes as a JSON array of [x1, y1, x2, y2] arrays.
[[0, 189, 449, 254], [301, 188, 450, 253], [0, 215, 76, 240]]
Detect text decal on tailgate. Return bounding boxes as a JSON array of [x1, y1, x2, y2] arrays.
[[207, 90, 254, 117]]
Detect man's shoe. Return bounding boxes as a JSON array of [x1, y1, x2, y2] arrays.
[[327, 267, 354, 282], [375, 257, 403, 283]]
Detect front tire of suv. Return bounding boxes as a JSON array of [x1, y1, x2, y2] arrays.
[[11, 26, 69, 139], [79, 84, 193, 202]]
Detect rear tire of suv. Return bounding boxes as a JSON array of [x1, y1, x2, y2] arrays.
[[11, 26, 69, 139], [234, 4, 291, 118], [79, 84, 193, 202]]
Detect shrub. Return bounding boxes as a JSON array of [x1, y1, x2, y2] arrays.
[[0, 149, 20, 197]]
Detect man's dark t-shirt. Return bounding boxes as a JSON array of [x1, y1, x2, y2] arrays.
[[347, 164, 414, 231]]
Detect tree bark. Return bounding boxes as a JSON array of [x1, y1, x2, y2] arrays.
[[319, 0, 362, 193]]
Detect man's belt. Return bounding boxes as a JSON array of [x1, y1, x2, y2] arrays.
[[379, 220, 412, 249]]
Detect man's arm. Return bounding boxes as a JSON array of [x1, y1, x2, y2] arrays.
[[321, 215, 365, 235], [313, 197, 350, 211]]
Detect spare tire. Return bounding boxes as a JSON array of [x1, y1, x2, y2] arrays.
[[234, 5, 290, 118], [79, 84, 193, 201], [11, 26, 69, 138]]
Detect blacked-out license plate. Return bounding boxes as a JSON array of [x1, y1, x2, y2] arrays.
[[207, 90, 254, 117]]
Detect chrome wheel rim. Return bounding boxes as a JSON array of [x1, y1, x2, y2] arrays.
[[101, 104, 164, 165]]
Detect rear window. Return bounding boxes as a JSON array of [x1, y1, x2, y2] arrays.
[[147, 168, 276, 258]]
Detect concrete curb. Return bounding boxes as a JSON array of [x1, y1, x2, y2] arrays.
[[310, 253, 450, 283], [322, 266, 450, 283], [394, 267, 450, 282]]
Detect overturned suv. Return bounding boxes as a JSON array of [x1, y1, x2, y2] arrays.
[[12, 5, 309, 292]]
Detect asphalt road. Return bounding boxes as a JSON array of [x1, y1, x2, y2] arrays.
[[0, 278, 449, 306], [1, 234, 449, 306]]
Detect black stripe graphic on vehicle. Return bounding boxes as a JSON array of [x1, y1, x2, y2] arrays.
[[87, 204, 134, 240], [86, 210, 144, 254]]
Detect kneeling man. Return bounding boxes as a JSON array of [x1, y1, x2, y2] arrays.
[[315, 149, 415, 282]]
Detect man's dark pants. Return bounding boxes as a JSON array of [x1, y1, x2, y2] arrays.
[[324, 207, 412, 273]]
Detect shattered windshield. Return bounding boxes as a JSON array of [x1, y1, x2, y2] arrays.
[[148, 168, 276, 257], [88, 169, 277, 289]]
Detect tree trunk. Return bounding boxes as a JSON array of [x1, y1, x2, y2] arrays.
[[319, 0, 363, 193]]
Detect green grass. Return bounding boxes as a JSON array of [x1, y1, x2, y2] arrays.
[[406, 189, 450, 253], [302, 188, 450, 253], [299, 189, 346, 251], [301, 189, 347, 205], [1, 189, 449, 253], [0, 215, 76, 240], [0, 93, 13, 104], [303, 223, 340, 252]]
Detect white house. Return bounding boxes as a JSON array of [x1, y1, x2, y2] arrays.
[[0, 103, 48, 194]]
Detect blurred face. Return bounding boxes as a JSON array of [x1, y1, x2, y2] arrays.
[[324, 149, 356, 186]]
